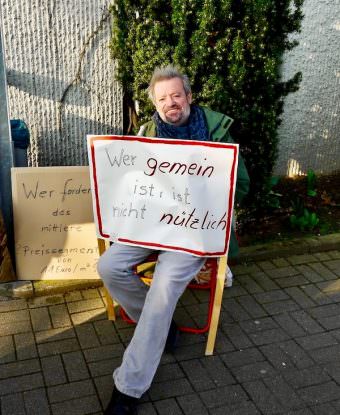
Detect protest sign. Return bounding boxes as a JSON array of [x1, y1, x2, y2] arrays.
[[88, 135, 238, 257], [12, 167, 100, 280]]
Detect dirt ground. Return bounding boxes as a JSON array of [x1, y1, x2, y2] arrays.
[[237, 171, 340, 246]]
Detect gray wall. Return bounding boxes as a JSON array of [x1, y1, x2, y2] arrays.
[[276, 0, 340, 176], [2, 0, 122, 167]]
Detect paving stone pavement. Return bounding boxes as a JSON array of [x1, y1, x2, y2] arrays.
[[1, 249, 340, 414]]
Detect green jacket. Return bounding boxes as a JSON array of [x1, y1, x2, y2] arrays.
[[140, 107, 250, 258]]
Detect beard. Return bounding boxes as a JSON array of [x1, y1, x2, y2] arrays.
[[162, 104, 191, 126]]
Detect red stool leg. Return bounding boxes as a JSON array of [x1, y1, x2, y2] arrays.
[[120, 307, 135, 324], [179, 258, 218, 334]]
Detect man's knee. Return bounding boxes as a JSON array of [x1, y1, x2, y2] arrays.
[[151, 275, 187, 305]]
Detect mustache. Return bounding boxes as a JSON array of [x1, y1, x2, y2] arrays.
[[164, 104, 182, 112]]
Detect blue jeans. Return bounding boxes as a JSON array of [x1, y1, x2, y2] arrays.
[[97, 243, 205, 398]]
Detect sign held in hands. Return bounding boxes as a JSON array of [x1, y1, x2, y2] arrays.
[[88, 135, 238, 257]]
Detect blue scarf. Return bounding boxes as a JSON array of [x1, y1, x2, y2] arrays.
[[152, 105, 209, 141]]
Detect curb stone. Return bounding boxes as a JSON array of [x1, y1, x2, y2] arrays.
[[237, 233, 340, 263], [0, 233, 339, 299], [0, 279, 103, 300], [33, 278, 103, 297], [0, 280, 33, 298]]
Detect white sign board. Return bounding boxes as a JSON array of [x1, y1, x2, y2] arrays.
[[88, 135, 238, 257], [12, 167, 100, 280]]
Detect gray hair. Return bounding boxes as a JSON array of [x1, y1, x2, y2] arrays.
[[147, 65, 191, 102]]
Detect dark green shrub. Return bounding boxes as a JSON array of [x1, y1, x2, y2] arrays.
[[109, 0, 304, 209]]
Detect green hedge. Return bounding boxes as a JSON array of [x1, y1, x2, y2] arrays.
[[109, 0, 304, 209]]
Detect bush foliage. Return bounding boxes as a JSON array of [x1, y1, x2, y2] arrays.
[[109, 0, 304, 208]]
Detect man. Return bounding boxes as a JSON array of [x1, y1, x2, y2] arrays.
[[98, 65, 249, 415]]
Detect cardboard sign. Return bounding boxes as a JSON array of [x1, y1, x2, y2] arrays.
[[88, 135, 238, 257], [12, 167, 100, 280]]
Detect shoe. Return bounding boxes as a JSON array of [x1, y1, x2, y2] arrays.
[[104, 387, 138, 415], [165, 320, 180, 353]]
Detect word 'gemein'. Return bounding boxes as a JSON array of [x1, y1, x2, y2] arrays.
[[144, 158, 214, 177]]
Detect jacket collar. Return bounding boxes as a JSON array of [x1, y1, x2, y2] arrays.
[[202, 107, 233, 142]]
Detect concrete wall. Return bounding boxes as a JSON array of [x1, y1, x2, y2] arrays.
[[1, 0, 122, 167], [276, 0, 340, 176]]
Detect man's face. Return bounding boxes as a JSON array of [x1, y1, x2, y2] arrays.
[[153, 77, 192, 126]]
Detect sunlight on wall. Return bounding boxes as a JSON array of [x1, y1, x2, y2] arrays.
[[333, 21, 340, 31], [287, 159, 304, 177]]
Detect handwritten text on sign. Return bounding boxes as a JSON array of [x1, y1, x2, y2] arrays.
[[12, 167, 99, 280], [88, 136, 238, 256]]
